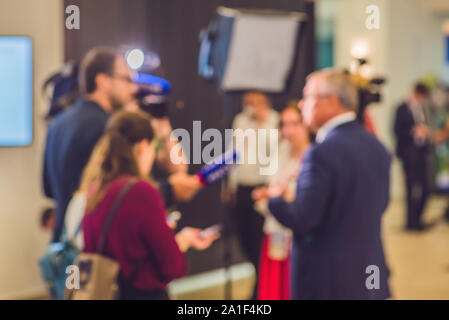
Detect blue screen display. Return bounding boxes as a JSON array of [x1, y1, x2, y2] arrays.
[[0, 37, 33, 146]]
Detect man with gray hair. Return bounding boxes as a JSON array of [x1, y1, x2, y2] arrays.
[[268, 69, 392, 299]]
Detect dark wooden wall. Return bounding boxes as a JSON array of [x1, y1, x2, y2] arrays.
[[64, 0, 315, 275]]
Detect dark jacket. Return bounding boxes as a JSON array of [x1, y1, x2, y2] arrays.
[[43, 99, 109, 242], [269, 121, 391, 300], [393, 102, 430, 159]]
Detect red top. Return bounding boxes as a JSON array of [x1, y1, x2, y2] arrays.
[[364, 111, 377, 136], [82, 176, 187, 291]]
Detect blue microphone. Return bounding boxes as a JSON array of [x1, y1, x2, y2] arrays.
[[197, 150, 239, 185]]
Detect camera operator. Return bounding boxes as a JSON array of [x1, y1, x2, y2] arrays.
[[43, 47, 138, 243], [128, 79, 204, 207], [148, 115, 203, 207]]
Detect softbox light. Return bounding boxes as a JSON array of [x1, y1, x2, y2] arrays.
[[199, 7, 307, 93]]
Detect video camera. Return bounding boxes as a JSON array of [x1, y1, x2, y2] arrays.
[[346, 58, 386, 124], [133, 73, 172, 119]]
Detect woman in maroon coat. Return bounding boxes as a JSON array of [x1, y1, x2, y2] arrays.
[[79, 110, 217, 300]]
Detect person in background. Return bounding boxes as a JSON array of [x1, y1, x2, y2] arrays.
[[127, 98, 202, 205], [226, 91, 279, 300], [268, 69, 391, 299], [43, 47, 138, 243], [148, 115, 202, 208], [425, 84, 449, 223], [252, 101, 310, 300], [79, 110, 219, 300], [40, 207, 56, 232], [442, 88, 449, 222], [394, 82, 433, 231]]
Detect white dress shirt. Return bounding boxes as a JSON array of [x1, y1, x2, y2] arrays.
[[228, 109, 280, 190], [407, 100, 429, 146], [315, 112, 357, 144]]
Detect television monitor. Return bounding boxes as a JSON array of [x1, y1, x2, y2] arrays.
[[0, 36, 33, 146]]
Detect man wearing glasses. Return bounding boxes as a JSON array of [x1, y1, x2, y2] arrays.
[[43, 47, 138, 243], [268, 69, 392, 299]]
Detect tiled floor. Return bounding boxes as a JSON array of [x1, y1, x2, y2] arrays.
[[383, 196, 449, 299]]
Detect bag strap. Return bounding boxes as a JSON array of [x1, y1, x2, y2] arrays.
[[97, 179, 137, 254], [70, 222, 82, 242]]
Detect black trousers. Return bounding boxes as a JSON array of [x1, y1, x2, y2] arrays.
[[400, 149, 432, 229], [233, 185, 265, 300]]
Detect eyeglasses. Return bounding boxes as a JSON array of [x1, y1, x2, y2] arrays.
[[109, 73, 135, 84], [302, 93, 331, 101]]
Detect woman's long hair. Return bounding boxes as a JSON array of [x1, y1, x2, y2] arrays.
[[79, 110, 154, 211]]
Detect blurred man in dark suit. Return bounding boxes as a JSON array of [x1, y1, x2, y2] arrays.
[[393, 83, 432, 231], [268, 69, 391, 300]]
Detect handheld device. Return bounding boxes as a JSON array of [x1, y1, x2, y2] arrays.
[[198, 224, 222, 240], [166, 211, 182, 225]]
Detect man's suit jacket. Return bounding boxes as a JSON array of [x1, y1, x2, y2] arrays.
[[269, 120, 391, 300], [43, 99, 109, 242], [393, 102, 430, 160]]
